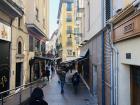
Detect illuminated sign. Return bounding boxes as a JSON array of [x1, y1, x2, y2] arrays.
[[0, 22, 11, 41]]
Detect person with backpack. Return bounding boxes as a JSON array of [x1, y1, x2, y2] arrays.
[[72, 72, 80, 94], [29, 87, 48, 105]]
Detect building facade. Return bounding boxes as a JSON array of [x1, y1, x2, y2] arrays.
[[109, 0, 140, 105], [48, 29, 58, 57], [0, 0, 49, 93], [0, 0, 24, 93], [57, 0, 79, 61]]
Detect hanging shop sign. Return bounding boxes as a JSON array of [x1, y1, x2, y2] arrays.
[[0, 22, 11, 42]]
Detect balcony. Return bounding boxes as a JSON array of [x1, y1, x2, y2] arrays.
[[0, 0, 24, 18], [35, 51, 42, 57], [27, 24, 47, 40]]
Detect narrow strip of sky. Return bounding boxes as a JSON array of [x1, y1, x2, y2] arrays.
[[49, 0, 59, 39]]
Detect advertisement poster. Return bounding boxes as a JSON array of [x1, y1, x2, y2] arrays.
[[0, 22, 11, 42]]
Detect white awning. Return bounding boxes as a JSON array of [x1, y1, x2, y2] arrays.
[[80, 49, 89, 57]]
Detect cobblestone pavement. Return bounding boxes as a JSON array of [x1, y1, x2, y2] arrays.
[[42, 71, 97, 105]]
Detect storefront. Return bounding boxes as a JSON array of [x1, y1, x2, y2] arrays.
[[111, 5, 140, 105], [0, 21, 11, 93]]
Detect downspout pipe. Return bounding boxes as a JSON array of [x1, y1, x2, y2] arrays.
[[108, 22, 119, 105], [102, 31, 105, 105], [101, 0, 105, 104]]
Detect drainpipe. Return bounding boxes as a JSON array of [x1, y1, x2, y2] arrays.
[[108, 23, 119, 105], [101, 0, 105, 104], [102, 31, 105, 105]]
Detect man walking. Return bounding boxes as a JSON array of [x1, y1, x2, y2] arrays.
[[59, 71, 66, 94]]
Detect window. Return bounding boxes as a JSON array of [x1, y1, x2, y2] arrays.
[[67, 49, 72, 56], [35, 39, 40, 51], [29, 36, 34, 51], [67, 2, 72, 11], [43, 18, 45, 28], [18, 41, 22, 54], [66, 13, 72, 22], [73, 52, 75, 56], [74, 28, 79, 34], [67, 37, 72, 46], [105, 0, 111, 21], [75, 37, 79, 44], [18, 17, 21, 28], [36, 8, 39, 21], [41, 42, 45, 52], [88, 1, 90, 31], [67, 26, 72, 34]]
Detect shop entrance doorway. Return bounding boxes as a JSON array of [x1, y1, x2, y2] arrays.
[[15, 63, 23, 88], [130, 65, 140, 105]]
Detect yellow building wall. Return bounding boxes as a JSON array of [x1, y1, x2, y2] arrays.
[[59, 2, 78, 61]]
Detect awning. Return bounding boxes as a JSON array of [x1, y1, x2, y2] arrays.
[[80, 49, 89, 57], [34, 56, 53, 61], [54, 57, 62, 60]]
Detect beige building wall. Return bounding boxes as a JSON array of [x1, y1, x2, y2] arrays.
[[25, 0, 49, 37], [10, 0, 49, 90], [115, 37, 140, 105], [84, 0, 102, 41]]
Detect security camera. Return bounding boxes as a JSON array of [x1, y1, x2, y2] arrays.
[[133, 0, 140, 7]]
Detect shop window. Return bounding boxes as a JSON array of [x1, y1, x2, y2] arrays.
[[18, 41, 22, 54]]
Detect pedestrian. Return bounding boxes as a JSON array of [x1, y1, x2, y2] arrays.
[[59, 71, 66, 94], [29, 87, 48, 105], [72, 72, 80, 94], [41, 68, 46, 81], [51, 65, 55, 79], [46, 67, 50, 81]]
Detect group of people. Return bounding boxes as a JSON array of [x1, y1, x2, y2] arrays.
[[57, 68, 80, 94], [41, 63, 55, 81]]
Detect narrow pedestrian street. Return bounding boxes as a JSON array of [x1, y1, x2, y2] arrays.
[[42, 72, 96, 105]]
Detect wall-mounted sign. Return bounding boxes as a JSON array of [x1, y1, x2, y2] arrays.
[[0, 22, 11, 42], [124, 22, 134, 34]]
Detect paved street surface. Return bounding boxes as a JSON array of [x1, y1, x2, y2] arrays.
[[42, 71, 97, 105]]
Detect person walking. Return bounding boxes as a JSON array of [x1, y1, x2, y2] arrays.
[[59, 71, 66, 94], [72, 72, 80, 94], [51, 65, 55, 79], [29, 87, 48, 105], [46, 67, 50, 81]]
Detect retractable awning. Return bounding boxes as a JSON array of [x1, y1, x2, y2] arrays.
[[34, 56, 53, 61], [80, 49, 89, 57]]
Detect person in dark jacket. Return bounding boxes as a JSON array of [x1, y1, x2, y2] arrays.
[[29, 87, 48, 105], [59, 71, 66, 94], [72, 72, 80, 94], [46, 67, 50, 81]]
